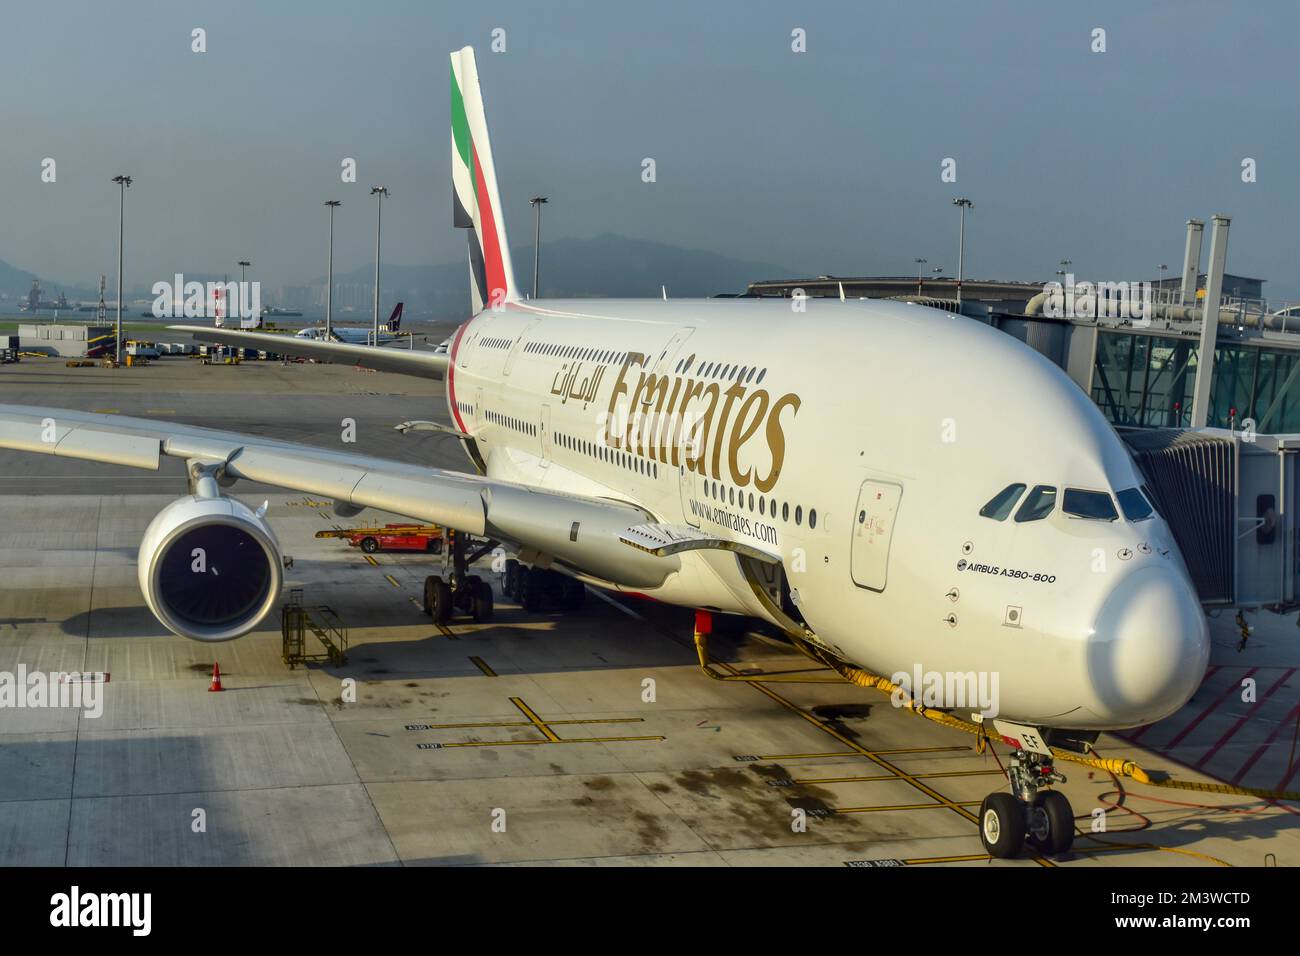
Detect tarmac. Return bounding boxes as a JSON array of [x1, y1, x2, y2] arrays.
[[0, 355, 1296, 866]]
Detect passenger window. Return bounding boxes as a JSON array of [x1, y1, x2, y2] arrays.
[[1063, 488, 1118, 521], [979, 483, 1026, 521], [1014, 485, 1057, 522]]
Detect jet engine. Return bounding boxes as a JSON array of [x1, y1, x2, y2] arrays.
[[137, 493, 283, 642]]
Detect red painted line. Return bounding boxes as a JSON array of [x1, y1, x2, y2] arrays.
[[1164, 667, 1257, 749], [471, 144, 506, 300], [1194, 668, 1295, 770], [1274, 712, 1300, 793], [1124, 664, 1221, 744], [445, 318, 474, 433], [1231, 699, 1300, 786]]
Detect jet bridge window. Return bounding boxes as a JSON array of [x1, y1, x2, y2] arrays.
[[979, 483, 1026, 521], [1116, 487, 1154, 522], [1013, 485, 1057, 522], [1062, 488, 1118, 521]]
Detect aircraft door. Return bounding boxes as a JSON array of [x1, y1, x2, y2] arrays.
[[539, 404, 552, 461], [503, 318, 540, 375], [851, 480, 903, 591], [679, 463, 700, 527]]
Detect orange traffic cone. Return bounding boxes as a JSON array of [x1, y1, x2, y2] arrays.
[[208, 662, 224, 692]]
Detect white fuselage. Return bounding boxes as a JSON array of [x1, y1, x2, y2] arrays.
[[445, 296, 1210, 731]]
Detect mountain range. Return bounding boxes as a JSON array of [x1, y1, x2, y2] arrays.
[[1, 234, 808, 317]]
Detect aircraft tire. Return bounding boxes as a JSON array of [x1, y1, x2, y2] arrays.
[[1028, 790, 1074, 855], [429, 577, 453, 625], [521, 568, 546, 613], [979, 793, 1026, 859], [472, 587, 494, 623]]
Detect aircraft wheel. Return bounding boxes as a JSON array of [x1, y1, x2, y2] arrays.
[[504, 560, 521, 599], [472, 586, 494, 623], [560, 576, 586, 612], [360, 537, 379, 554], [1027, 790, 1074, 855], [520, 567, 546, 613], [979, 793, 1026, 859], [428, 577, 453, 625]]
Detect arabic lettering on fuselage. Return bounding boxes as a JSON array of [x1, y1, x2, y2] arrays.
[[549, 361, 605, 408]]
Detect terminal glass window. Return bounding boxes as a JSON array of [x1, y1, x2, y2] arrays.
[[1062, 488, 1118, 521], [1091, 331, 1196, 428], [979, 483, 1026, 521], [1116, 487, 1154, 522], [1014, 485, 1057, 523]]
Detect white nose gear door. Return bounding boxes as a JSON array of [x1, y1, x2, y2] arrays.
[[851, 480, 902, 591]]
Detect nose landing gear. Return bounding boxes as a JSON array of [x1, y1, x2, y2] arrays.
[[979, 747, 1075, 859]]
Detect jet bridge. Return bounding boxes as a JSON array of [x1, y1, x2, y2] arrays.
[[1120, 427, 1293, 608]]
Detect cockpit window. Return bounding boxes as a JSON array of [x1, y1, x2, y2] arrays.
[[1116, 487, 1154, 521], [979, 483, 1027, 521], [1014, 485, 1057, 522], [1063, 488, 1119, 521]]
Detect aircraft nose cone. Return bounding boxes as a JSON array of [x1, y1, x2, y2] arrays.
[[1088, 565, 1210, 726]]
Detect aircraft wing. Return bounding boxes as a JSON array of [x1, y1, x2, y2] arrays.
[[0, 405, 677, 589], [167, 325, 448, 379]]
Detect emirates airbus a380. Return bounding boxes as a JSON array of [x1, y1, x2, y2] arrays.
[[0, 47, 1208, 858]]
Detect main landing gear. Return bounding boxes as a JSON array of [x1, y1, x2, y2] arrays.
[[502, 558, 585, 613], [979, 746, 1074, 859], [422, 530, 494, 625]]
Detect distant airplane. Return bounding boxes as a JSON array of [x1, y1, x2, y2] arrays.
[[296, 302, 404, 344]]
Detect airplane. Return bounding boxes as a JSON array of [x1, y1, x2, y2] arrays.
[[0, 46, 1209, 859], [295, 302, 405, 344]]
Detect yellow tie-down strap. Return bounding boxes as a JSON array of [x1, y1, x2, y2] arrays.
[[792, 638, 1300, 805]]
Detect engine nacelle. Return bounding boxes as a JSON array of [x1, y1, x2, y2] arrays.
[[137, 494, 283, 642]]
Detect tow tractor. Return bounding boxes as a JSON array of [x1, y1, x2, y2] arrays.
[[315, 523, 444, 554]]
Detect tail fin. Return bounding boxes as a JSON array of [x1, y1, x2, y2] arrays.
[[387, 302, 403, 333], [450, 46, 519, 314]]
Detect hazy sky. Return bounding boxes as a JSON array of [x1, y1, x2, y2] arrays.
[[5, 0, 1300, 297]]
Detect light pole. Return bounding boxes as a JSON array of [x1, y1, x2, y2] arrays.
[[914, 257, 927, 296], [370, 186, 389, 344], [237, 260, 250, 326], [529, 196, 548, 299], [952, 197, 973, 309], [324, 200, 341, 338], [111, 174, 132, 366], [1158, 263, 1168, 303]]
